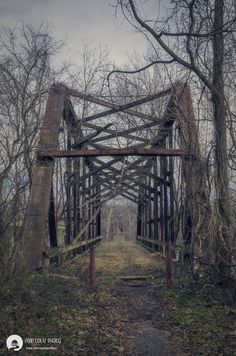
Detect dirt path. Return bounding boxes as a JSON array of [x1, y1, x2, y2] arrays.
[[112, 282, 171, 356], [94, 240, 172, 355]]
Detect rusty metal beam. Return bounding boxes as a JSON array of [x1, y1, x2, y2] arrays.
[[80, 157, 123, 180], [120, 193, 138, 203], [89, 140, 146, 150], [84, 167, 157, 195], [126, 166, 169, 185], [23, 85, 65, 270], [89, 158, 156, 194], [91, 157, 160, 196], [37, 147, 193, 158], [99, 172, 156, 195], [48, 185, 58, 248], [100, 179, 155, 202], [23, 82, 203, 271], [90, 246, 96, 288], [67, 87, 172, 122], [84, 121, 159, 144], [100, 187, 136, 204], [71, 123, 113, 148], [93, 155, 147, 172]]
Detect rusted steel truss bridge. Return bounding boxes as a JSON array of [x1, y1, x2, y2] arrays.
[[23, 82, 203, 285]]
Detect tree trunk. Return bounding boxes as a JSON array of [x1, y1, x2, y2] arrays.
[[212, 0, 232, 275]]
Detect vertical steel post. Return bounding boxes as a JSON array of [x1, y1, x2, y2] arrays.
[[166, 244, 172, 288], [153, 157, 159, 251], [169, 132, 175, 246], [164, 155, 172, 288], [81, 158, 86, 240], [160, 157, 164, 248], [95, 180, 101, 237], [137, 194, 142, 239], [23, 86, 64, 270], [48, 185, 58, 248], [90, 246, 96, 288]]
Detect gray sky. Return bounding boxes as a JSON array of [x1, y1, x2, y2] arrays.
[[0, 0, 161, 67]]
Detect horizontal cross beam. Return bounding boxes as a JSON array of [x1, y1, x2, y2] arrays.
[[37, 147, 194, 158]]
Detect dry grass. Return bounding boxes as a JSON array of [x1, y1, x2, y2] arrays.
[[85, 240, 163, 277]]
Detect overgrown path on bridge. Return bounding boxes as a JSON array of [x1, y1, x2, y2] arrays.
[[1, 240, 235, 355]]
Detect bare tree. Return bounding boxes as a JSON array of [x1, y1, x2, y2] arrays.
[[0, 22, 64, 274], [114, 0, 236, 277]]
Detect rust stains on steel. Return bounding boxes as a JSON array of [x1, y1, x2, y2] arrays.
[[37, 147, 195, 158], [22, 81, 204, 275], [23, 85, 65, 270], [90, 246, 96, 289]]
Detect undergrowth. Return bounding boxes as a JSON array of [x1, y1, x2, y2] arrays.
[[1, 241, 235, 355], [157, 264, 236, 356], [0, 271, 130, 355]]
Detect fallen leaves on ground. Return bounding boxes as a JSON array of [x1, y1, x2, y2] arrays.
[[1, 240, 235, 355]]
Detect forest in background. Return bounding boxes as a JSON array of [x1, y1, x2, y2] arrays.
[[0, 0, 236, 293]]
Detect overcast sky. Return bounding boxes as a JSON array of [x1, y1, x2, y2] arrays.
[[0, 0, 170, 67], [0, 0, 143, 66]]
